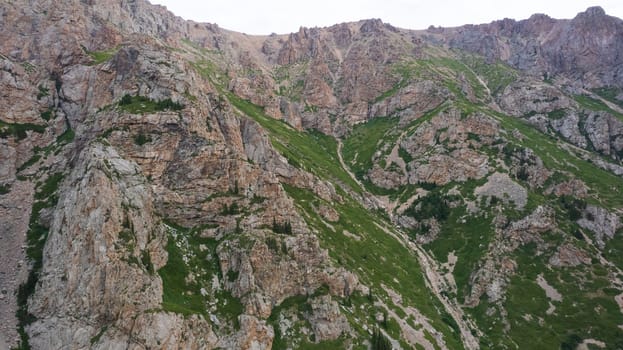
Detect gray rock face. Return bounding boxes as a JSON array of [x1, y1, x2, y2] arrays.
[[305, 295, 351, 341], [548, 112, 588, 149], [549, 244, 591, 267], [369, 80, 449, 120], [493, 77, 622, 163], [95, 313, 218, 349], [218, 232, 360, 319], [370, 108, 496, 187], [2, 0, 623, 348], [446, 7, 623, 88], [583, 112, 623, 158], [0, 179, 34, 344], [218, 315, 274, 350], [0, 3, 361, 343], [474, 172, 528, 210], [466, 206, 556, 306], [522, 108, 623, 161], [545, 179, 588, 198], [26, 143, 173, 349], [577, 205, 621, 248], [498, 79, 576, 116]]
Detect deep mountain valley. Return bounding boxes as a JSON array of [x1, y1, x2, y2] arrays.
[[1, 1, 623, 349]]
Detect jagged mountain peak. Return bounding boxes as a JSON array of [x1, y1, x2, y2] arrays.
[[580, 5, 607, 17], [2, 1, 623, 349]]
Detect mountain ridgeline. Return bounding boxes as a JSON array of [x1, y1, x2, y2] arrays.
[[1, 1, 623, 349]]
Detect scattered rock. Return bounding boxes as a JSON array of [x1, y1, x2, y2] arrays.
[[549, 244, 591, 267], [545, 178, 588, 198], [577, 205, 621, 248], [475, 172, 528, 209], [305, 295, 350, 341], [536, 274, 562, 302], [316, 204, 340, 222]]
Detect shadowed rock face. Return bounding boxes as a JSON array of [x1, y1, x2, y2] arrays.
[[445, 7, 623, 88], [2, 1, 623, 349]]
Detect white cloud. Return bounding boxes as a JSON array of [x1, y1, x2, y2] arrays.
[[149, 0, 623, 35]]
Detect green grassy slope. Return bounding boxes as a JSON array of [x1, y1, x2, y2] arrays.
[[228, 95, 466, 349], [337, 53, 623, 349]]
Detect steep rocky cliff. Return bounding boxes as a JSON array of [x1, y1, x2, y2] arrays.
[[1, 1, 623, 349]]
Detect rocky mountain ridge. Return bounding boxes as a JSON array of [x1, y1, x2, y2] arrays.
[[1, 1, 623, 349]]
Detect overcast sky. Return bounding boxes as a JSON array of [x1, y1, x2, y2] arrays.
[[149, 1, 623, 35]]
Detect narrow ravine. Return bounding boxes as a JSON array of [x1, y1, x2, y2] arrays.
[[377, 220, 482, 350], [337, 140, 366, 191], [410, 243, 482, 350], [337, 139, 481, 350]]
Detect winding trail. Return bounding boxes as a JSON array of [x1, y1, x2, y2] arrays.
[[582, 88, 623, 115], [337, 139, 481, 350], [382, 221, 482, 350], [337, 140, 365, 191], [337, 140, 396, 214]]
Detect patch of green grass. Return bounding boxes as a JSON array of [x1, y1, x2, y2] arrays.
[[118, 94, 184, 114], [282, 184, 464, 350], [0, 183, 9, 195], [398, 146, 413, 164], [15, 172, 65, 350], [226, 93, 362, 193], [40, 109, 53, 121], [36, 85, 49, 99], [487, 109, 623, 208], [404, 192, 450, 222], [459, 54, 518, 96], [342, 116, 399, 180], [374, 78, 409, 103], [56, 124, 75, 145], [34, 172, 64, 200], [371, 328, 392, 350], [471, 242, 623, 349], [250, 194, 267, 204], [90, 325, 108, 345], [226, 269, 239, 282], [574, 94, 623, 120], [547, 109, 567, 120], [0, 121, 46, 140], [86, 47, 119, 65], [383, 316, 403, 340], [391, 60, 429, 82], [159, 222, 243, 328], [419, 56, 488, 100], [191, 60, 223, 85], [425, 207, 494, 302], [133, 133, 152, 146], [17, 154, 41, 173], [160, 232, 212, 315], [592, 87, 623, 109], [13, 123, 75, 172], [602, 231, 623, 271], [21, 61, 36, 73]]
